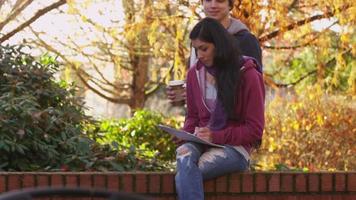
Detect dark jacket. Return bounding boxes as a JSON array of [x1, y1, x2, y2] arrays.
[[234, 30, 262, 71]]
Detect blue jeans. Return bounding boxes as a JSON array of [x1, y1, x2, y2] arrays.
[[175, 142, 248, 200]]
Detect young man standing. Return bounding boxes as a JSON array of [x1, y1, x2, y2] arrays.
[[167, 0, 262, 103], [194, 0, 262, 67]]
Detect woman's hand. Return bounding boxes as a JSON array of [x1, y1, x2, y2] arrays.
[[195, 127, 213, 142]]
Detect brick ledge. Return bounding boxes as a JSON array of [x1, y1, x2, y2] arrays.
[[0, 172, 355, 200]]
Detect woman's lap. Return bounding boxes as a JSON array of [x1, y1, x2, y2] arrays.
[[176, 142, 248, 180]]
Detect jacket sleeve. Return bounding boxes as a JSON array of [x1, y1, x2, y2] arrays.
[[236, 32, 263, 72], [211, 68, 265, 146], [182, 69, 199, 134]]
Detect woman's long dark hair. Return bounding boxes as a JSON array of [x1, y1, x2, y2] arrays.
[[189, 17, 243, 119]]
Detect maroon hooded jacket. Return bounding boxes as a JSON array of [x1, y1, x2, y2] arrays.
[[182, 59, 265, 153]]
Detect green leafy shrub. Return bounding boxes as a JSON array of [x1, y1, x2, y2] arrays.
[[254, 85, 355, 171], [0, 45, 94, 171], [89, 109, 182, 163], [0, 45, 181, 172]]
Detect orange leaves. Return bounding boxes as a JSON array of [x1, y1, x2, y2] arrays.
[[254, 85, 356, 171]]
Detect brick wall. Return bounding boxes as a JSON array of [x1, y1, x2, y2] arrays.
[[0, 172, 355, 200]]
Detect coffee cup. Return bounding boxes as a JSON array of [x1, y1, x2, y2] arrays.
[[168, 80, 185, 106]]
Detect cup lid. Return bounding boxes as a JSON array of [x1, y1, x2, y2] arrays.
[[168, 80, 185, 86]]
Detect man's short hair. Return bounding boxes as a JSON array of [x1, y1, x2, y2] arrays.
[[201, 0, 235, 8], [228, 0, 234, 8]]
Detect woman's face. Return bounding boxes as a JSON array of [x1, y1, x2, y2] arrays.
[[192, 39, 215, 67]]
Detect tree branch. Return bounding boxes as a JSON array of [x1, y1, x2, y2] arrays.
[[28, 31, 132, 104], [0, 0, 34, 31], [259, 8, 340, 42], [262, 21, 338, 50], [265, 49, 352, 88], [0, 0, 66, 43]]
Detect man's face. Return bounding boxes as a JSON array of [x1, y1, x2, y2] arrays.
[[202, 0, 231, 23]]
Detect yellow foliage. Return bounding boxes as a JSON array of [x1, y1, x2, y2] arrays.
[[254, 86, 356, 171]]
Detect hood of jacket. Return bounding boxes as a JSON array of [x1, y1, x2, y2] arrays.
[[227, 18, 249, 35]]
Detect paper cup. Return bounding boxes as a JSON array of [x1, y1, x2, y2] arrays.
[[168, 80, 185, 106]]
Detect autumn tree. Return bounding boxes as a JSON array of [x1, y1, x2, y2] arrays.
[[22, 0, 193, 112], [1, 0, 355, 112], [231, 0, 355, 93]]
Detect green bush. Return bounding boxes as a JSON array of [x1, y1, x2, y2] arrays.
[[254, 85, 355, 171], [0, 45, 180, 172], [90, 109, 182, 163], [0, 45, 93, 171]]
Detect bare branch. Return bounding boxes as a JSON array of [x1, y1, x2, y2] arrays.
[[262, 21, 338, 50], [0, 0, 66, 43], [265, 49, 352, 88], [29, 35, 132, 104], [0, 0, 34, 31], [258, 5, 349, 42]]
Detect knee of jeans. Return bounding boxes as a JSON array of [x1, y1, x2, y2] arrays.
[[176, 143, 197, 160], [198, 148, 226, 169]]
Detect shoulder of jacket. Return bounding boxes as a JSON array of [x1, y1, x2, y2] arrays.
[[240, 58, 260, 73], [233, 29, 251, 36], [234, 30, 258, 41]]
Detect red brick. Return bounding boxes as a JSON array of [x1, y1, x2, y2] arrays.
[[241, 173, 253, 193], [285, 195, 297, 200], [93, 174, 106, 189], [156, 197, 175, 200], [268, 173, 280, 192], [122, 174, 134, 193], [36, 174, 49, 188], [255, 173, 267, 192], [254, 196, 269, 200], [161, 174, 174, 194], [308, 173, 320, 192], [8, 174, 21, 191], [295, 174, 307, 192], [107, 174, 119, 191], [50, 174, 64, 187], [281, 173, 293, 192], [135, 174, 148, 193], [231, 196, 253, 200], [205, 196, 217, 200], [225, 196, 237, 200], [321, 173, 333, 192], [215, 175, 228, 192], [148, 174, 160, 193], [79, 174, 92, 188], [22, 174, 35, 188], [0, 175, 5, 192], [330, 194, 344, 200], [204, 179, 215, 193], [348, 173, 356, 192], [161, 197, 176, 200], [295, 195, 312, 200], [228, 173, 241, 193], [269, 196, 288, 200], [334, 173, 346, 192], [342, 195, 356, 200], [65, 174, 78, 187], [316, 195, 332, 200]]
